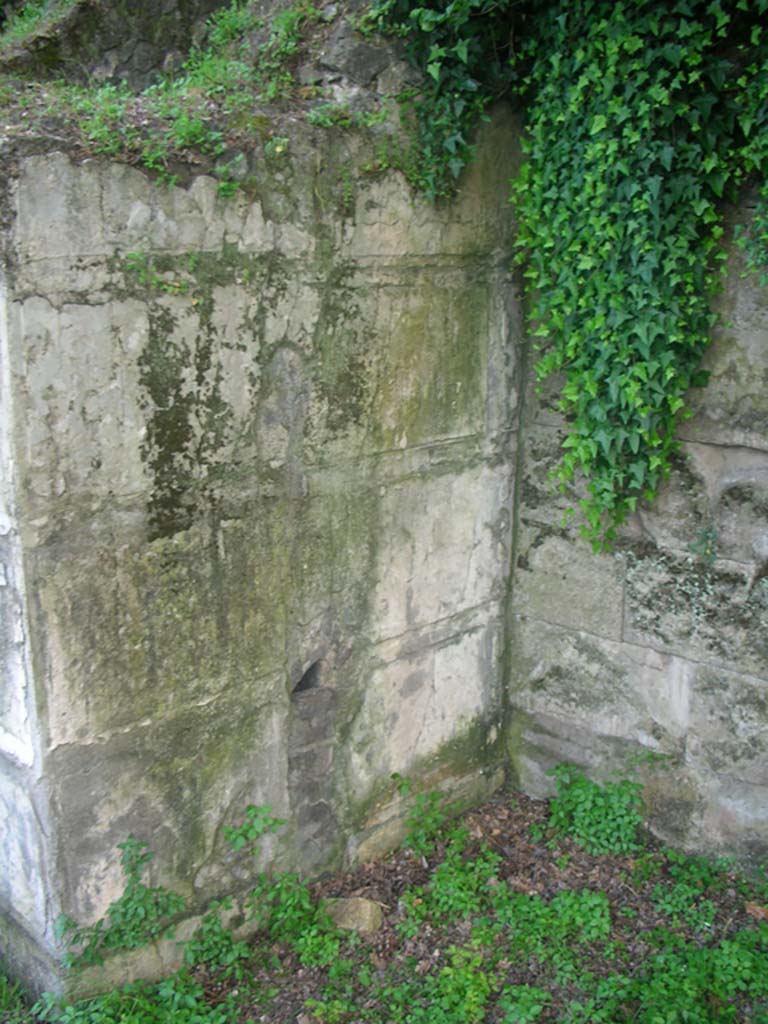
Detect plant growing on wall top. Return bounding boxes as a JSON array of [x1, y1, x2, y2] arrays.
[[369, 0, 519, 199], [373, 0, 768, 546]]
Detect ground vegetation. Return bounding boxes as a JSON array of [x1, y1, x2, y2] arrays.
[[2, 772, 767, 1023]]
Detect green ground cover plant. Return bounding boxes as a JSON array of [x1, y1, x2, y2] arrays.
[[182, 900, 251, 978], [392, 772, 452, 857], [546, 763, 643, 855], [5, 768, 767, 1023]]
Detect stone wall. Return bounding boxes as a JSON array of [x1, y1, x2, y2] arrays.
[[0, 110, 520, 993], [2, 96, 767, 998], [509, 203, 768, 864], [0, 255, 56, 990]]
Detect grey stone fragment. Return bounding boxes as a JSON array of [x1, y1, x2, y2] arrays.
[[376, 60, 423, 96], [321, 896, 384, 933], [512, 527, 624, 641], [319, 21, 392, 85], [688, 665, 768, 785]]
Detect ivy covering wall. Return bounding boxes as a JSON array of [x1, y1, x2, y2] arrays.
[[374, 0, 768, 544]]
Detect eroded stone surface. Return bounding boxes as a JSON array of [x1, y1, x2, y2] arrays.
[[510, 228, 768, 862], [0, 108, 519, 993]]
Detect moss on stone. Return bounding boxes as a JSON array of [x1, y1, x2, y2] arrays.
[[344, 713, 504, 833], [370, 269, 488, 449]]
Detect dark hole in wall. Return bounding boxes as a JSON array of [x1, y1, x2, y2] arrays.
[[287, 657, 339, 871], [291, 661, 322, 696]]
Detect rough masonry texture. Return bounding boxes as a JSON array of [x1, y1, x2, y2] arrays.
[[0, 111, 519, 994], [1, 99, 767, 997], [510, 201, 768, 864]]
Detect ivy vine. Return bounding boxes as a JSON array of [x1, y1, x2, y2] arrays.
[[369, 0, 517, 199], [373, 0, 768, 546]]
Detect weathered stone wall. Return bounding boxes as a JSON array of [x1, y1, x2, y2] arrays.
[[0, 110, 520, 992], [2, 89, 767, 998], [509, 203, 768, 863], [0, 257, 57, 990]]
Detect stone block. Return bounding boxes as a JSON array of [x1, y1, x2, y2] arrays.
[[15, 154, 107, 263], [509, 617, 693, 750], [713, 468, 768, 566], [0, 772, 50, 942], [637, 767, 704, 849], [288, 707, 337, 752], [1, 96, 522, 999], [302, 261, 512, 459], [682, 225, 768, 452], [372, 463, 512, 640], [633, 447, 711, 554], [623, 548, 767, 677], [343, 106, 520, 262], [47, 698, 289, 923], [512, 527, 624, 641], [694, 774, 768, 862], [517, 418, 584, 530], [346, 616, 503, 797], [688, 665, 768, 785], [0, 545, 34, 767], [637, 441, 768, 565], [17, 296, 149, 518], [32, 530, 290, 747]]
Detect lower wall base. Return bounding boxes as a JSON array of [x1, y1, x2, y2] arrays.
[[0, 909, 60, 1000], [509, 706, 768, 866]]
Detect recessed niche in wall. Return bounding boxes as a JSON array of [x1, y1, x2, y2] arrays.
[[287, 657, 338, 871], [291, 660, 322, 696]]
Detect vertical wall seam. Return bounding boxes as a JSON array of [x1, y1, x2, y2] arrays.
[[500, 266, 531, 770]]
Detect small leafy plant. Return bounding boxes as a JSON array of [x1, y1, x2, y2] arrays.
[[404, 790, 449, 856], [498, 984, 551, 1024], [392, 774, 451, 857], [223, 803, 285, 853], [651, 880, 717, 932], [547, 764, 643, 855], [246, 872, 341, 966], [252, 0, 320, 101], [183, 899, 250, 977], [57, 836, 186, 968], [222, 804, 342, 968], [307, 103, 355, 129]]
